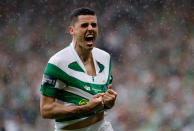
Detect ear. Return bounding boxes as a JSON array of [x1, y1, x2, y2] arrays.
[[69, 26, 74, 35]]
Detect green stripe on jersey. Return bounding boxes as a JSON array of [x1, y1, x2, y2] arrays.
[[68, 61, 85, 72], [44, 63, 109, 94], [41, 85, 89, 105]]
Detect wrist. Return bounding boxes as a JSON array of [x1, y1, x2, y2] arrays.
[[78, 104, 92, 115]]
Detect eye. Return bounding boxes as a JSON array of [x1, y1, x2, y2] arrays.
[[81, 23, 88, 28], [91, 23, 97, 28]]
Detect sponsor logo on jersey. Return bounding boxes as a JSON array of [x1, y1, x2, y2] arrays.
[[84, 86, 91, 91]]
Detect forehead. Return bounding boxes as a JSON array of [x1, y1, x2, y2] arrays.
[[76, 15, 97, 24]]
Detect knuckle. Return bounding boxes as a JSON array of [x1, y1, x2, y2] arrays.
[[111, 95, 115, 100]]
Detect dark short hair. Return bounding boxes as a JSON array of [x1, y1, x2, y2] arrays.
[[70, 7, 96, 26]]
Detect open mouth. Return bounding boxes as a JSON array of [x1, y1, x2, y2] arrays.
[[85, 36, 94, 41], [85, 35, 94, 47]]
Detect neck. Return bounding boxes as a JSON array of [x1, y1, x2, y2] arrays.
[[74, 40, 92, 62]]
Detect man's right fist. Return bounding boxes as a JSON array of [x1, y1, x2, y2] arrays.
[[86, 93, 105, 112]]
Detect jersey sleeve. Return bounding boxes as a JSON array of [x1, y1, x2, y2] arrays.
[[40, 61, 88, 106], [40, 62, 67, 98]]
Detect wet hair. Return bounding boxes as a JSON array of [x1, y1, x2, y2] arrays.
[[69, 7, 96, 26]]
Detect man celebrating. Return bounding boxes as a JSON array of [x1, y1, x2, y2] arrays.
[[40, 8, 117, 131]]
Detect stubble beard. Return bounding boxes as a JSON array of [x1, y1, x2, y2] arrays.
[[77, 36, 94, 51]]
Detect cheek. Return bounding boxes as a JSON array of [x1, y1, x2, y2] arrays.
[[95, 29, 98, 35], [80, 30, 87, 37], [77, 33, 85, 42], [77, 32, 84, 38], [76, 29, 85, 35], [96, 31, 98, 36]]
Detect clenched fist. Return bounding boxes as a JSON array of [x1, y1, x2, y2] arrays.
[[103, 84, 117, 109], [86, 93, 105, 112]]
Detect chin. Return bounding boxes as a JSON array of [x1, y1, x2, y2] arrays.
[[86, 46, 94, 50], [84, 43, 95, 50]]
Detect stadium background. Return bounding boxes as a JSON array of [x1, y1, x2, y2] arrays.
[[0, 0, 194, 130]]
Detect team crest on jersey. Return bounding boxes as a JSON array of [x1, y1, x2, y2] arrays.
[[79, 99, 88, 105]]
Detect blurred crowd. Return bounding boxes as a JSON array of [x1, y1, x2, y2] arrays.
[[0, 0, 194, 131]]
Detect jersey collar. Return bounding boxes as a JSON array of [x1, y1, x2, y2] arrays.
[[70, 42, 100, 75]]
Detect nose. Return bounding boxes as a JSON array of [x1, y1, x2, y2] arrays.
[[88, 24, 93, 30]]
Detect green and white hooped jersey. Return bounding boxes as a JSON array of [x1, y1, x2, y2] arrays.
[[40, 42, 112, 128]]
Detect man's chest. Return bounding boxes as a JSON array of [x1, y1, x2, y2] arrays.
[[83, 61, 96, 76]]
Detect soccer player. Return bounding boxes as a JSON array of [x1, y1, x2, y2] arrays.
[[40, 7, 117, 131]]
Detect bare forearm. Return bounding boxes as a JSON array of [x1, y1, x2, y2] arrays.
[[40, 93, 105, 119], [41, 102, 90, 119]]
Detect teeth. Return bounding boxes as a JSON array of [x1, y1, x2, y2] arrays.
[[86, 35, 94, 38], [85, 36, 94, 41]]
